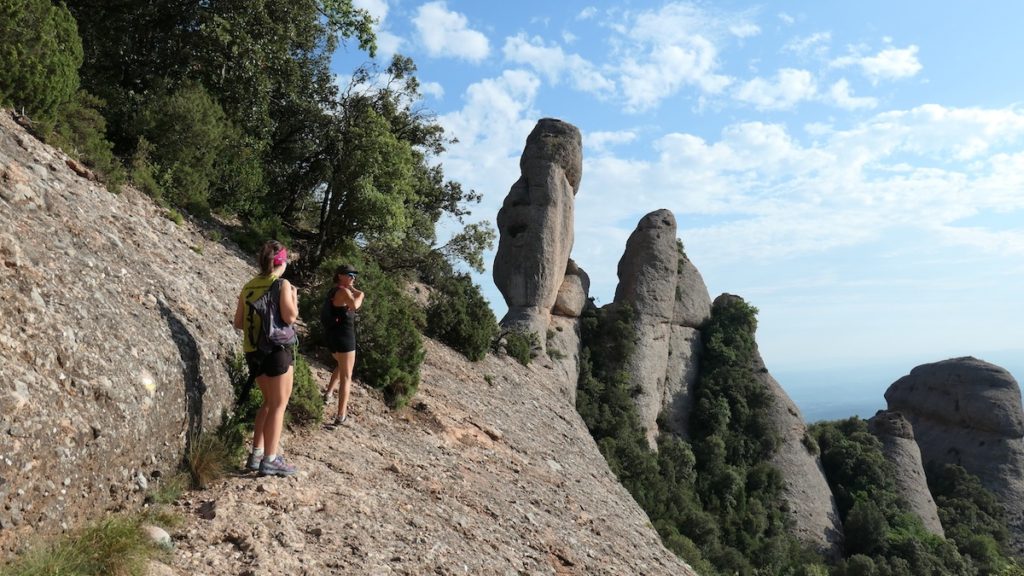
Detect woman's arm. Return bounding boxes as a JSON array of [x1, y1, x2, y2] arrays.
[[350, 288, 365, 310], [333, 287, 365, 310], [279, 280, 299, 324], [233, 294, 245, 330]]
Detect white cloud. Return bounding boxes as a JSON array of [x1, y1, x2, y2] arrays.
[[730, 23, 761, 39], [861, 46, 922, 82], [562, 30, 577, 44], [375, 31, 404, 58], [778, 12, 795, 25], [596, 105, 1024, 264], [585, 130, 638, 153], [503, 34, 615, 96], [420, 81, 445, 99], [783, 32, 831, 57], [437, 70, 541, 205], [413, 1, 490, 63], [578, 6, 598, 20], [733, 68, 817, 110], [354, 0, 388, 21], [609, 3, 741, 112], [832, 45, 922, 84], [829, 78, 878, 110]]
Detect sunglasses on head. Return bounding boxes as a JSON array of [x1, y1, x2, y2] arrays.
[[346, 272, 357, 278]]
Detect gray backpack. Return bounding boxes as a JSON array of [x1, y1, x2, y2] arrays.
[[246, 279, 297, 353]]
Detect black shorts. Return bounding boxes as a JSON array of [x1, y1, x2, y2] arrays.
[[327, 327, 356, 354], [245, 347, 293, 378]]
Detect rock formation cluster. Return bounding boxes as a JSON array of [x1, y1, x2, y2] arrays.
[[885, 357, 1024, 553], [493, 120, 844, 556], [10, 107, 1024, 569]]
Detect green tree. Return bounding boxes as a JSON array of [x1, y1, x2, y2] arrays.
[[46, 90, 125, 188], [133, 83, 261, 214], [425, 272, 498, 361], [0, 0, 82, 123]]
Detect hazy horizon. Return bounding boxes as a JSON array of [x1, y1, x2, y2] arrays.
[[778, 349, 1024, 422]]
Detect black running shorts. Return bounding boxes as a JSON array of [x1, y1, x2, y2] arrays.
[[245, 347, 293, 378]]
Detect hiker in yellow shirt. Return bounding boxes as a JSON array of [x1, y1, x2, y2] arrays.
[[233, 240, 299, 476]]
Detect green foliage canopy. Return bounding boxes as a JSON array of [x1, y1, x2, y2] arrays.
[[0, 0, 82, 122]]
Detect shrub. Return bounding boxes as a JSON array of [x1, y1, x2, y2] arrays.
[[166, 209, 184, 225], [501, 329, 537, 366], [0, 0, 82, 123], [129, 137, 164, 199], [354, 261, 424, 408], [0, 514, 164, 576], [46, 90, 125, 190], [286, 352, 323, 425], [424, 272, 497, 361], [231, 215, 291, 258], [183, 431, 233, 489]]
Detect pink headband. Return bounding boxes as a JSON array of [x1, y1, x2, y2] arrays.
[[272, 248, 288, 266]]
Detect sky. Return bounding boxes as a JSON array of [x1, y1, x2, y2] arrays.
[[332, 1, 1024, 405]]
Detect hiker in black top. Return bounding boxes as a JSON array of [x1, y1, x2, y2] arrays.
[[233, 240, 299, 476], [322, 264, 364, 426]]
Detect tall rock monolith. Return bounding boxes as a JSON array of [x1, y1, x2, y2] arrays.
[[867, 410, 944, 536], [493, 118, 586, 400], [610, 210, 711, 447], [885, 357, 1024, 554]]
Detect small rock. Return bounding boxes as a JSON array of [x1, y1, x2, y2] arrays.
[[65, 158, 95, 180], [482, 425, 504, 441], [197, 500, 216, 520], [135, 472, 149, 491], [257, 483, 279, 495], [142, 524, 172, 549]]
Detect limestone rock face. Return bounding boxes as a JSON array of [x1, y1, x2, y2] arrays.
[[886, 357, 1024, 553], [0, 112, 244, 551], [611, 210, 711, 446], [612, 210, 679, 447], [674, 257, 712, 328], [660, 255, 711, 437], [659, 325, 702, 438], [867, 410, 944, 536], [713, 294, 843, 557], [493, 118, 582, 340]]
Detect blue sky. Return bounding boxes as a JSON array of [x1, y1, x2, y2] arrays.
[[333, 1, 1024, 392]]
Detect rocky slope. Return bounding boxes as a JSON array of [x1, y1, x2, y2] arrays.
[[0, 111, 244, 551], [156, 340, 696, 575]]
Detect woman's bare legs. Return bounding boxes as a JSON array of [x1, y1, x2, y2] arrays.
[[325, 365, 340, 399], [332, 351, 355, 420], [253, 367, 294, 456], [251, 404, 269, 451]]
